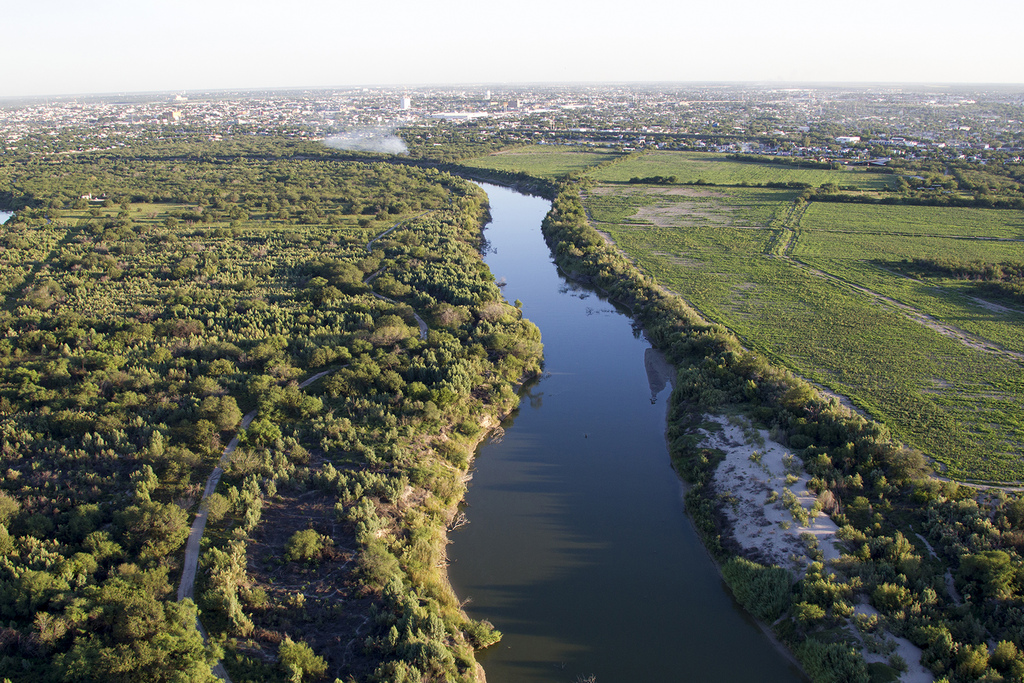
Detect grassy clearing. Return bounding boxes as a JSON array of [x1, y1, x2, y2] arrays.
[[586, 185, 793, 228], [802, 258, 1024, 355], [589, 151, 896, 191], [458, 145, 624, 179], [795, 230, 1024, 262]]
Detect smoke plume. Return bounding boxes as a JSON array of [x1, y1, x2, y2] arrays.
[[324, 128, 408, 155]]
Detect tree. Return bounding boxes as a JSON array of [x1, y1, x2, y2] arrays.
[[284, 529, 332, 564], [958, 550, 1017, 600], [55, 588, 217, 683], [279, 636, 328, 682], [201, 395, 242, 432], [203, 493, 230, 524], [115, 500, 189, 561]]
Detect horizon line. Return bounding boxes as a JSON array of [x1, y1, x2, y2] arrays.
[[3, 79, 1024, 102]]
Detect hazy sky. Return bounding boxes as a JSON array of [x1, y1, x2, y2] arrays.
[[5, 0, 1024, 97]]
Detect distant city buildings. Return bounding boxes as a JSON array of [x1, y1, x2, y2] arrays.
[[0, 85, 1020, 160]]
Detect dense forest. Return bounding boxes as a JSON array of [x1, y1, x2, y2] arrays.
[[0, 134, 542, 681]]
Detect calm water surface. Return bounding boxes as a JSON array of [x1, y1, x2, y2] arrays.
[[448, 183, 803, 683]]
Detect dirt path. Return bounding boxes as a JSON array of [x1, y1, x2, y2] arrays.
[[365, 210, 429, 252], [177, 368, 337, 681], [177, 409, 255, 682], [363, 218, 430, 340], [368, 290, 429, 340], [178, 410, 258, 603], [790, 257, 1024, 363]]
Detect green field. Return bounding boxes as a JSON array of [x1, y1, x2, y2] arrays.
[[800, 202, 1024, 239], [588, 150, 897, 191], [457, 145, 624, 178], [586, 184, 1024, 480]]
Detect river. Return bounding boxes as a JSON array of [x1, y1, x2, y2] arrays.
[[0, 212, 12, 224], [448, 183, 803, 682]]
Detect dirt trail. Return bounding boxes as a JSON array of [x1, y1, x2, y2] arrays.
[[365, 211, 429, 252], [177, 368, 336, 681], [791, 258, 1024, 363]]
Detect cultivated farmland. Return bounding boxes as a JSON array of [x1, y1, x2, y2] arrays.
[[583, 178, 1024, 481], [456, 145, 624, 179], [588, 150, 897, 191]]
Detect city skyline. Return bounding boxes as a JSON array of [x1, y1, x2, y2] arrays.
[[5, 0, 1024, 98]]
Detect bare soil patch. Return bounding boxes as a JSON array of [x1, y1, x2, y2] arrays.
[[644, 186, 727, 198], [633, 201, 738, 228], [703, 415, 840, 573], [234, 489, 376, 681]]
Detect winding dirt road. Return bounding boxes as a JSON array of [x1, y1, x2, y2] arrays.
[[177, 369, 336, 681]]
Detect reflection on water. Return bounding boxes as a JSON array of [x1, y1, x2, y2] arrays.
[[449, 183, 803, 683], [645, 347, 673, 404]]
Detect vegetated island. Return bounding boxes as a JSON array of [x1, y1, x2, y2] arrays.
[[454, 144, 1024, 683]]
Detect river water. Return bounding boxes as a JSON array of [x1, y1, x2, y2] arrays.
[[0, 212, 12, 224], [448, 183, 803, 682]]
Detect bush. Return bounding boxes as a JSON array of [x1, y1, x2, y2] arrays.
[[203, 492, 229, 523], [284, 529, 332, 564], [279, 636, 328, 681], [798, 639, 870, 683], [871, 583, 913, 615], [721, 556, 792, 621]]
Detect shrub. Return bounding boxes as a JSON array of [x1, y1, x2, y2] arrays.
[[203, 493, 230, 523], [797, 639, 870, 683], [284, 529, 332, 564], [279, 636, 328, 681], [721, 556, 792, 621]]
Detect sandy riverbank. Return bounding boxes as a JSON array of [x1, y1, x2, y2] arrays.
[[702, 414, 841, 572], [701, 414, 934, 683]]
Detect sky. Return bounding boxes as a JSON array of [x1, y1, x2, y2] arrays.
[[5, 0, 1024, 97]]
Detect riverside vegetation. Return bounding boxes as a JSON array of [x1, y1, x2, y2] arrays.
[[453, 146, 1024, 682], [4, 118, 1024, 683], [0, 133, 542, 682]]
